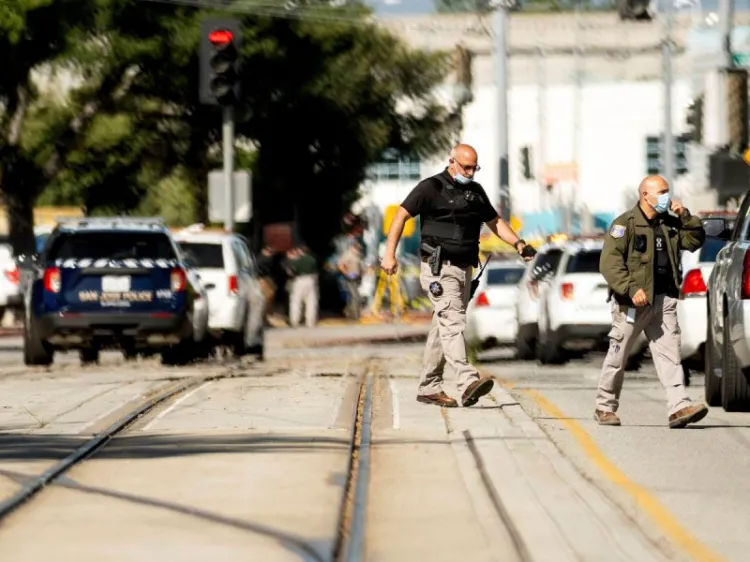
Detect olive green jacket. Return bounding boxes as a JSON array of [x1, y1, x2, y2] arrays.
[[600, 204, 706, 305]]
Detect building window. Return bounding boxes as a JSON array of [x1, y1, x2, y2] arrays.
[[367, 149, 421, 182]]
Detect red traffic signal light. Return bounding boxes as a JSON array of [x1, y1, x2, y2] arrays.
[[208, 29, 233, 47]]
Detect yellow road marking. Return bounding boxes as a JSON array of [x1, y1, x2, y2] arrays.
[[503, 381, 723, 562]]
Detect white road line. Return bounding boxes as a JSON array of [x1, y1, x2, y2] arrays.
[[80, 389, 144, 434], [141, 381, 213, 432], [389, 379, 401, 430]]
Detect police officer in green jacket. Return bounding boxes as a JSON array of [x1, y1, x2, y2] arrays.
[[595, 175, 709, 429]]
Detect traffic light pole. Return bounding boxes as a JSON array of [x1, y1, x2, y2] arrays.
[[662, 0, 675, 195], [492, 1, 510, 222], [223, 106, 235, 232]]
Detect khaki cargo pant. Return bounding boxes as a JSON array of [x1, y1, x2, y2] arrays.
[[418, 261, 480, 396], [596, 294, 692, 417], [289, 274, 319, 328]]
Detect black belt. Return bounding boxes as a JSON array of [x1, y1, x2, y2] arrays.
[[420, 255, 472, 269]]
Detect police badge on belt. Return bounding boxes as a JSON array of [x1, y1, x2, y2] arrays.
[[429, 281, 443, 297]]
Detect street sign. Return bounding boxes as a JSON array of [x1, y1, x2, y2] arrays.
[[208, 169, 252, 223]]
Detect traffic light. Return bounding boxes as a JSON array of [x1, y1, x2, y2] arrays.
[[725, 68, 749, 153], [685, 95, 704, 143], [520, 146, 533, 179], [200, 18, 242, 106]]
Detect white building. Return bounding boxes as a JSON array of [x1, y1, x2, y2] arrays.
[[363, 11, 750, 240]]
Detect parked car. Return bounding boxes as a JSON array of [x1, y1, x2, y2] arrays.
[[677, 213, 736, 385], [705, 204, 750, 410], [174, 224, 265, 359], [466, 257, 526, 350], [0, 244, 22, 321], [514, 241, 566, 359], [536, 238, 648, 366], [23, 217, 209, 366]]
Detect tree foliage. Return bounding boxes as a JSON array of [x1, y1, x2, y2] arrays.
[[0, 0, 459, 257]]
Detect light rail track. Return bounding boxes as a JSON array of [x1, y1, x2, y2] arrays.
[[0, 362, 377, 562]]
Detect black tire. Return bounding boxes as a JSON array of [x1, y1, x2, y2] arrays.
[[704, 323, 721, 406], [23, 315, 53, 366], [80, 347, 100, 365], [515, 330, 536, 360], [160, 340, 194, 366], [721, 319, 750, 411], [232, 317, 249, 358], [682, 362, 691, 387], [537, 319, 567, 365]]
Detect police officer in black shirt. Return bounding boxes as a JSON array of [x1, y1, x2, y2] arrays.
[[381, 144, 536, 408]]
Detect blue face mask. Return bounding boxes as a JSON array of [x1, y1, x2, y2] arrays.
[[651, 193, 670, 214], [453, 173, 472, 185]]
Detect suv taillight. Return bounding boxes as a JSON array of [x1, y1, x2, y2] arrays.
[[170, 268, 187, 292], [228, 274, 239, 295], [681, 269, 707, 297], [43, 267, 61, 293], [743, 252, 750, 299], [561, 282, 574, 300], [5, 265, 19, 285], [475, 292, 490, 307]]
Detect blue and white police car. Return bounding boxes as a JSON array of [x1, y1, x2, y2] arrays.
[[23, 217, 209, 366]]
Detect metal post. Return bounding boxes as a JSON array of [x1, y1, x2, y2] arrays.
[[662, 0, 675, 195], [536, 42, 547, 211], [222, 105, 235, 232], [492, 1, 510, 221], [719, 0, 734, 68]]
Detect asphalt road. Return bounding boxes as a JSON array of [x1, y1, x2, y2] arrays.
[[0, 325, 743, 561]]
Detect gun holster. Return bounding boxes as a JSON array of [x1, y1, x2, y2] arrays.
[[420, 242, 443, 276]]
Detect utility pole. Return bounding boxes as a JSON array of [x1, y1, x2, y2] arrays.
[[570, 0, 584, 235], [492, 0, 510, 222], [662, 0, 675, 195], [536, 41, 547, 211], [223, 106, 235, 232]]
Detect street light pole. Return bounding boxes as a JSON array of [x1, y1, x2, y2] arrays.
[[492, 0, 510, 222]]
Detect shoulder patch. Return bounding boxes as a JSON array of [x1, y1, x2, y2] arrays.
[[610, 224, 626, 239]]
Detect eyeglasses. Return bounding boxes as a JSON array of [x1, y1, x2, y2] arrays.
[[454, 160, 481, 173]]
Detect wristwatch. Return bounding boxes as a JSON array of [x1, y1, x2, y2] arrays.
[[514, 239, 526, 251]]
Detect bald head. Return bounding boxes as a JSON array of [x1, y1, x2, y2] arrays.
[[449, 143, 480, 181], [639, 175, 670, 216]]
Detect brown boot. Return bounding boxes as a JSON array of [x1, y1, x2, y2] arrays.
[[593, 410, 621, 426], [668, 403, 708, 429], [461, 377, 495, 407], [417, 392, 458, 408]]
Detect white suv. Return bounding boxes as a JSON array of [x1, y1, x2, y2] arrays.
[[514, 241, 566, 359], [536, 238, 647, 366], [174, 226, 265, 359]]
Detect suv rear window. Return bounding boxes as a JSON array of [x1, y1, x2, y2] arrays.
[[565, 250, 602, 273], [179, 242, 224, 268], [487, 268, 524, 285], [531, 249, 563, 281], [698, 237, 727, 263], [47, 231, 177, 261]]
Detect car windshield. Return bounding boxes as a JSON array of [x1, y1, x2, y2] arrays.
[[487, 267, 524, 285], [178, 242, 224, 268], [698, 237, 727, 263], [47, 231, 177, 261], [565, 250, 602, 273]]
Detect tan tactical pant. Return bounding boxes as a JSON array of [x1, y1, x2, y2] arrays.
[[289, 274, 319, 328], [596, 294, 691, 416], [418, 261, 480, 396]]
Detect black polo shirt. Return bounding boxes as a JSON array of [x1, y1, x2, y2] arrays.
[[401, 168, 498, 265], [638, 207, 678, 297]]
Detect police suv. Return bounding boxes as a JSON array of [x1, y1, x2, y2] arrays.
[[22, 217, 209, 366]]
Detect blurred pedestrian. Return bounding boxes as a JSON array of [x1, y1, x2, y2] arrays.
[[285, 245, 319, 328], [337, 242, 363, 320], [381, 143, 535, 408], [256, 245, 277, 325], [596, 175, 708, 429]]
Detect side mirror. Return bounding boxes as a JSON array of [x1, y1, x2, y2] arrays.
[[701, 218, 727, 238]]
